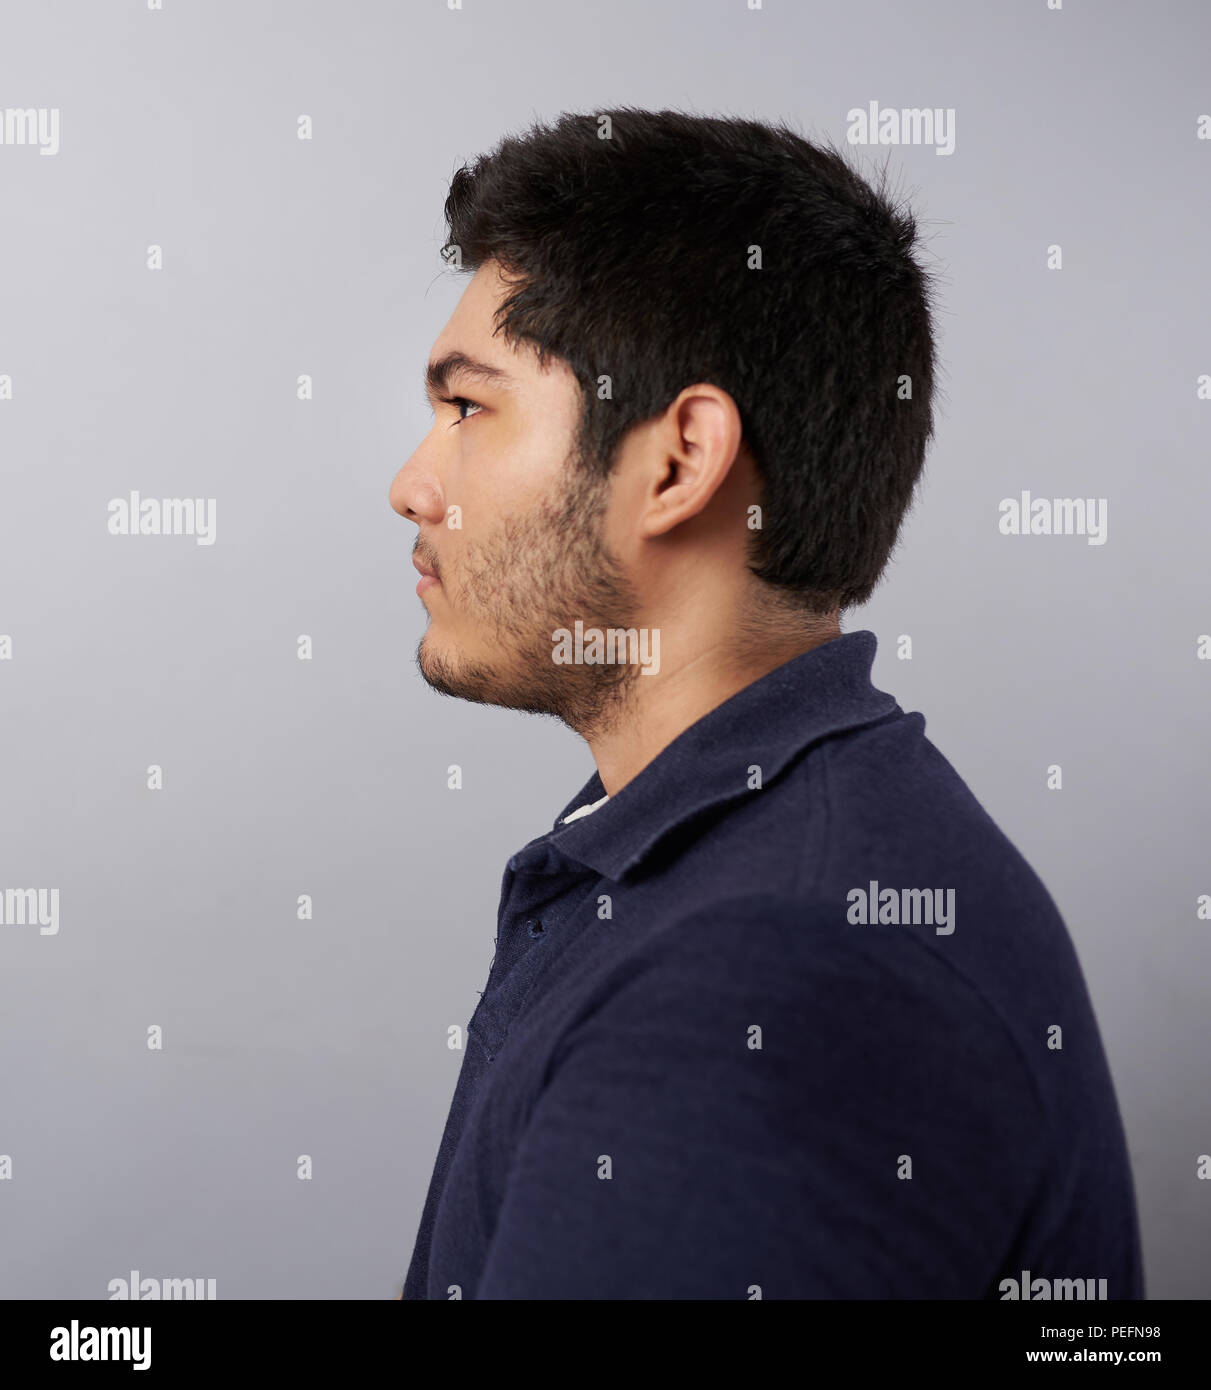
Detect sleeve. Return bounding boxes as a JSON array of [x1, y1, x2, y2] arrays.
[[474, 894, 1050, 1299]]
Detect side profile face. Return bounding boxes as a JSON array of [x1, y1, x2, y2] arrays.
[[388, 260, 641, 730]]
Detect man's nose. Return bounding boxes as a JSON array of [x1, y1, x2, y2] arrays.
[[389, 444, 445, 525]]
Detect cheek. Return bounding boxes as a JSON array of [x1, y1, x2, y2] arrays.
[[468, 425, 565, 513]]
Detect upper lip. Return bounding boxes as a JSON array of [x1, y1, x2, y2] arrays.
[[412, 554, 439, 580]]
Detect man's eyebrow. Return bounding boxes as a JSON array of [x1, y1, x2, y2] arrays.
[[424, 351, 514, 403]]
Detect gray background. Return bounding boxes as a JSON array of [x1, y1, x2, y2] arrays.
[[1, 0, 1207, 1299]]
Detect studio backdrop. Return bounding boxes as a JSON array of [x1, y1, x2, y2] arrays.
[[0, 0, 1208, 1299]]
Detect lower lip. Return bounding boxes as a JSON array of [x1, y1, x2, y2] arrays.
[[416, 574, 440, 595]]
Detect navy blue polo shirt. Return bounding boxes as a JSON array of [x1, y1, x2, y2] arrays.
[[401, 629, 1143, 1300]]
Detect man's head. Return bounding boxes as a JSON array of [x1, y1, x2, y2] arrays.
[[390, 108, 938, 733]]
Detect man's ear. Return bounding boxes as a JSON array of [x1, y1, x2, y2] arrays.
[[640, 384, 744, 539]]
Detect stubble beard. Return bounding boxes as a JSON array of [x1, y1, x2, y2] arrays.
[[415, 449, 645, 740]]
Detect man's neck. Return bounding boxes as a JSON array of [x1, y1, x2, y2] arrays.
[[587, 622, 842, 797]]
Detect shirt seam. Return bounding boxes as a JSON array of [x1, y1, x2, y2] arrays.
[[799, 741, 834, 903]]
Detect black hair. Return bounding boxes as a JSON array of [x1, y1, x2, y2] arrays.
[[443, 107, 940, 614]]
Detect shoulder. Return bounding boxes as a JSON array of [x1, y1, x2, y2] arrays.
[[522, 894, 1052, 1297], [563, 893, 1046, 1133], [605, 891, 996, 1016]]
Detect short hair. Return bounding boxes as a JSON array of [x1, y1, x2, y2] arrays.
[[442, 107, 940, 613]]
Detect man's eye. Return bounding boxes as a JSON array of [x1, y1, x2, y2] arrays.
[[448, 396, 482, 423]]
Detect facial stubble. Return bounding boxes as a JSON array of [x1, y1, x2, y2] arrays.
[[415, 451, 645, 740]]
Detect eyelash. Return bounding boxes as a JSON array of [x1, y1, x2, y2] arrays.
[[434, 394, 483, 424]]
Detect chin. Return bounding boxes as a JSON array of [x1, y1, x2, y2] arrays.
[[415, 632, 493, 702]]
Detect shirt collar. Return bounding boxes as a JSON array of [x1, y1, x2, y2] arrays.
[[507, 629, 897, 883]]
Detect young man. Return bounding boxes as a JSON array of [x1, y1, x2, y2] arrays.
[[389, 109, 1143, 1300]]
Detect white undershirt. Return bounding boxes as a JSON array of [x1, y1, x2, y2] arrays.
[[560, 793, 611, 824]]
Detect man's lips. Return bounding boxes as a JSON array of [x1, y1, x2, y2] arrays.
[[413, 555, 441, 594]]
